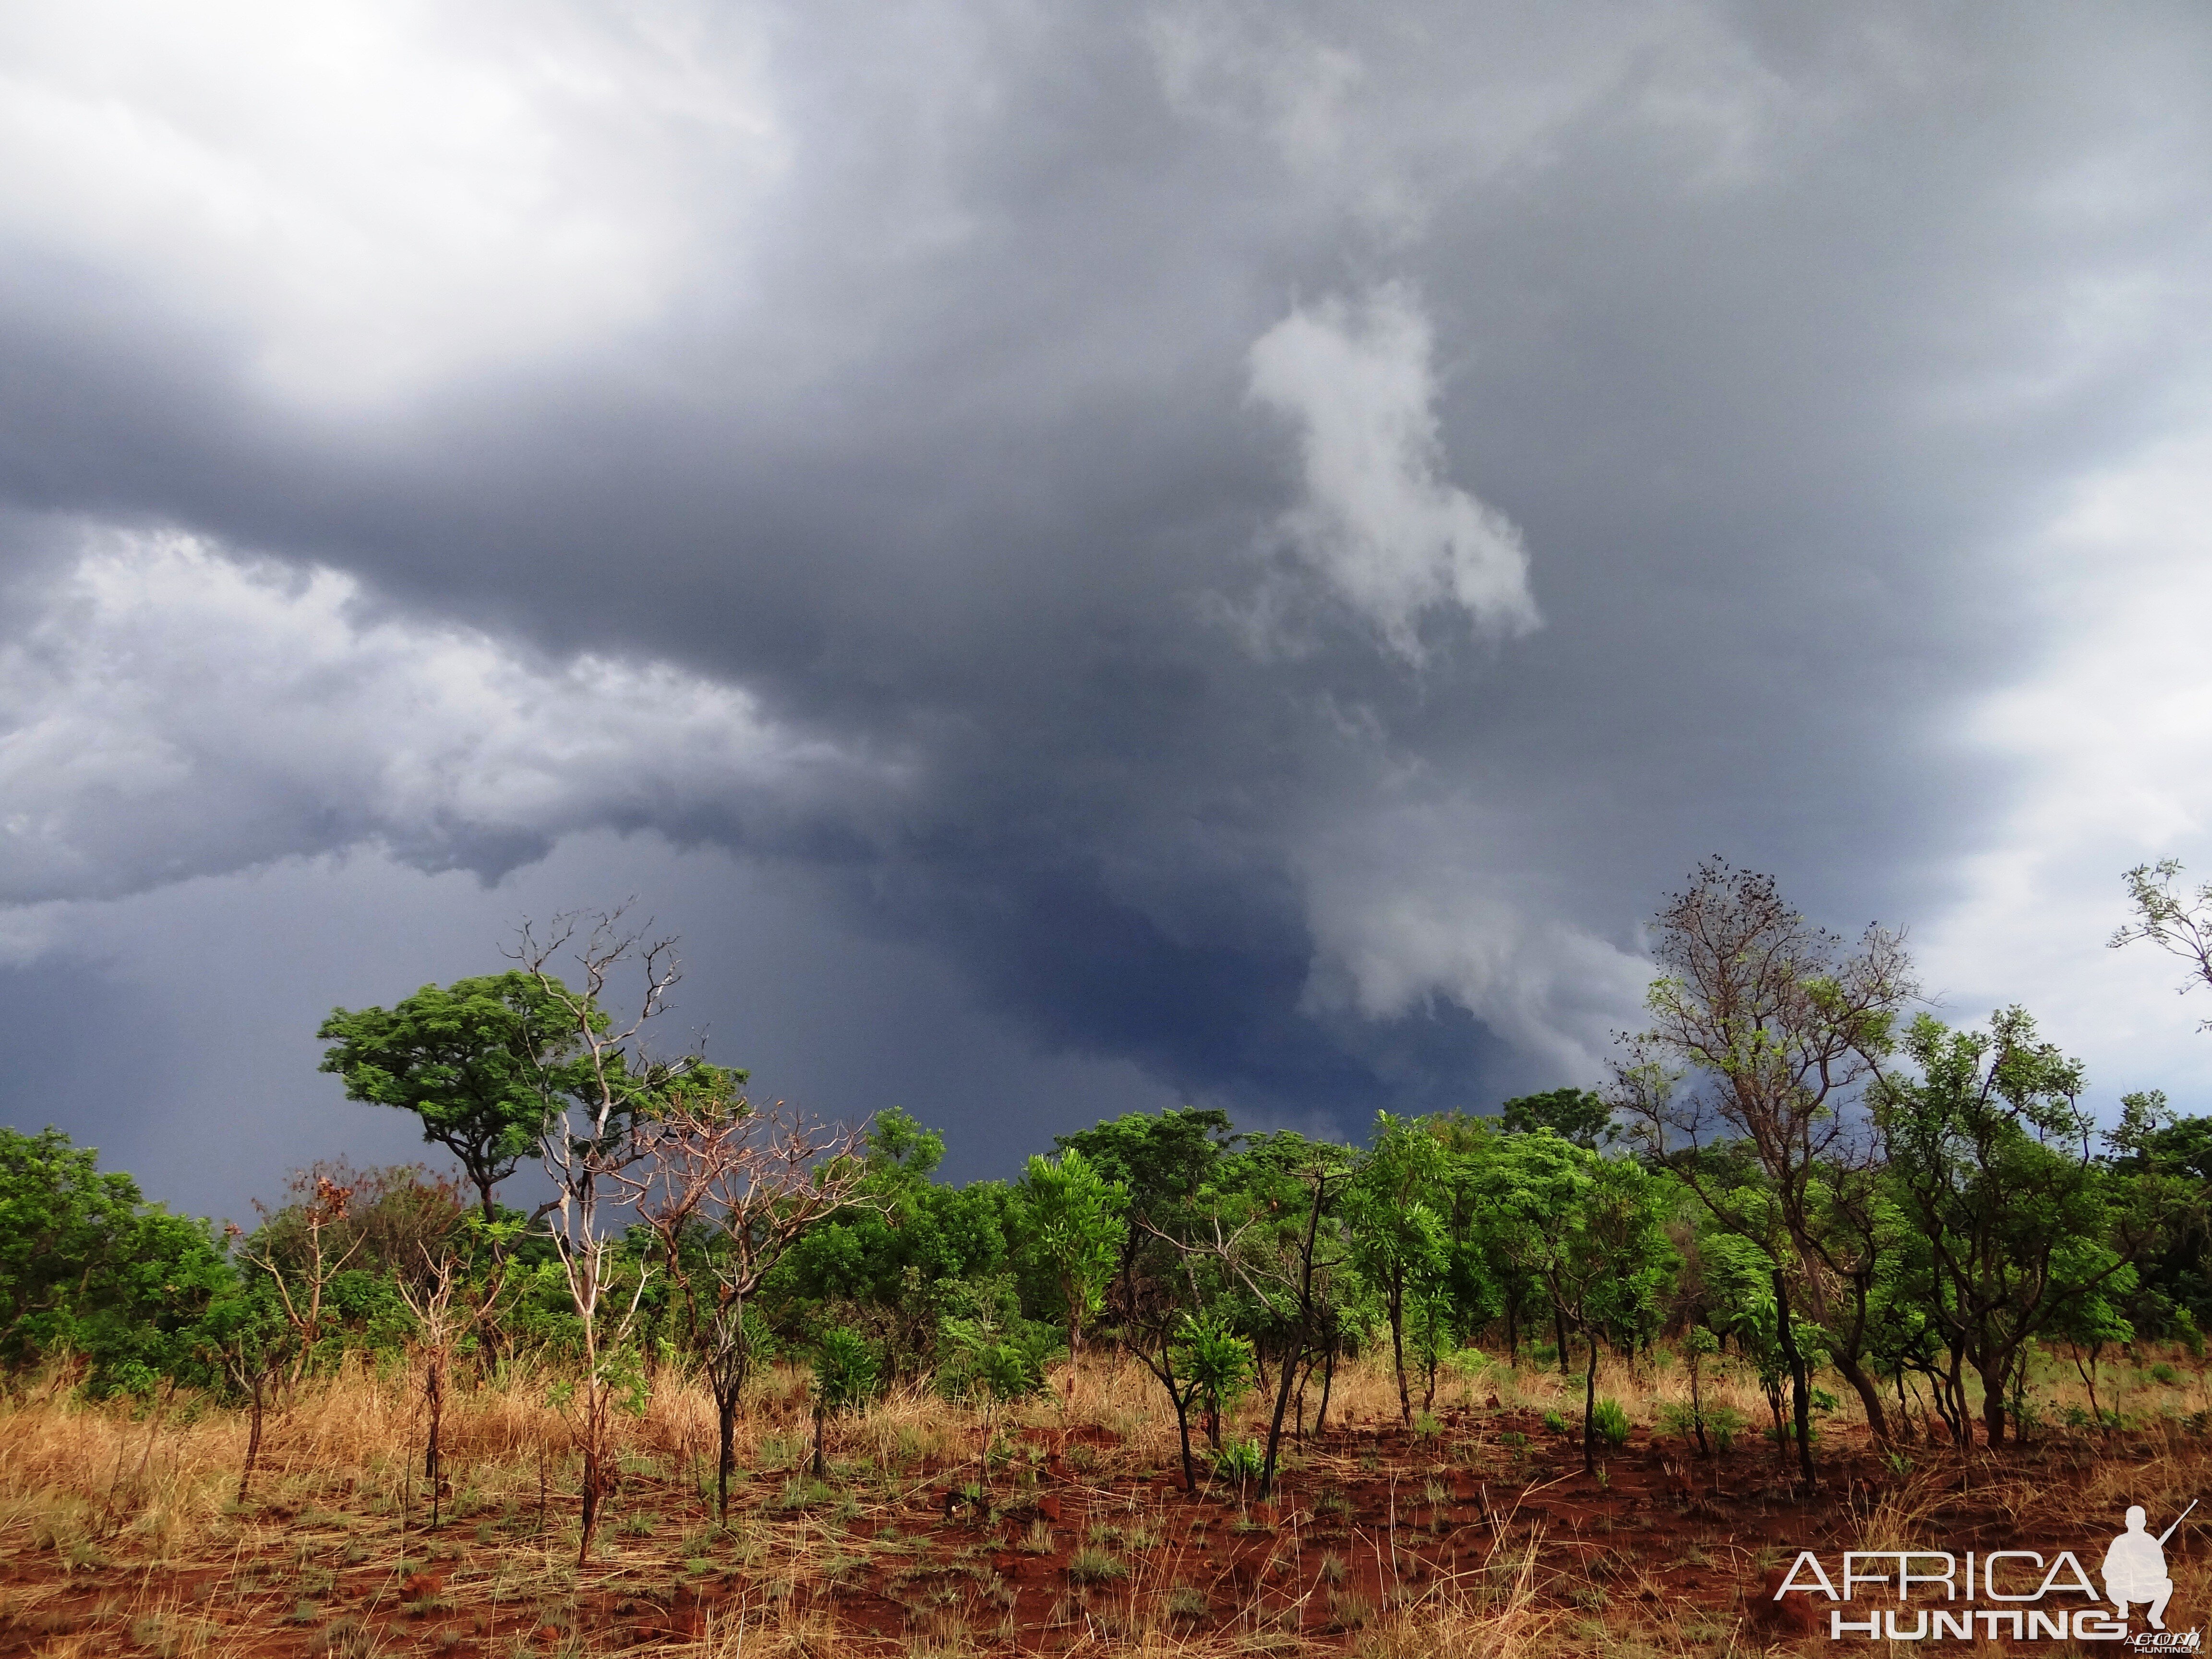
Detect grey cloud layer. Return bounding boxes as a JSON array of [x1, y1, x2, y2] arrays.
[[3, 1, 2211, 1188]]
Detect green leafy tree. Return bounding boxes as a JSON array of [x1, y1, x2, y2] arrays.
[[1200, 1131, 1357, 1497], [1873, 1008, 2148, 1445], [1066, 1111, 1250, 1490], [1016, 1147, 1128, 1381], [809, 1325, 881, 1477], [1056, 1107, 1237, 1313], [194, 1274, 296, 1502], [319, 972, 599, 1221], [768, 1110, 1018, 1373], [1500, 1088, 1614, 1148], [1176, 1312, 1254, 1452], [1346, 1113, 1451, 1426], [0, 1127, 233, 1395], [1477, 1132, 1677, 1474]]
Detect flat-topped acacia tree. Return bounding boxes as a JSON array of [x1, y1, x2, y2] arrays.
[[318, 972, 599, 1223]]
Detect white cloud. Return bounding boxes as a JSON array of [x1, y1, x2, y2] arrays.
[[0, 525, 881, 904], [1246, 284, 1540, 663], [1294, 802, 1653, 1083], [0, 0, 784, 407], [1916, 426, 2212, 1107]]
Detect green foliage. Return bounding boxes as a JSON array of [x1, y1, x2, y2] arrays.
[[1499, 1088, 1614, 1148], [1591, 1397, 1631, 1447], [1704, 1404, 1746, 1452], [1875, 1007, 2148, 1442], [1346, 1113, 1455, 1421], [768, 1110, 1018, 1371], [1174, 1315, 1252, 1415], [1212, 1438, 1265, 1482], [1476, 1132, 1675, 1467], [811, 1326, 880, 1413], [317, 973, 600, 1217], [938, 1313, 1054, 1403], [1016, 1147, 1127, 1357], [0, 1127, 235, 1394]]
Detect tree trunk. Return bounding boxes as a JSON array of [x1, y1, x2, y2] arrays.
[[1260, 1168, 1331, 1500], [1979, 1362, 2008, 1446], [1168, 1374, 1197, 1491], [1257, 1337, 1303, 1500], [424, 1350, 446, 1528], [1581, 1328, 1599, 1476], [239, 1373, 266, 1505], [1552, 1302, 1571, 1376], [1315, 1342, 1337, 1436], [1065, 1294, 1081, 1404], [578, 1440, 603, 1566], [1772, 1265, 1814, 1492], [715, 1382, 740, 1522], [1688, 1355, 1709, 1457], [1832, 1351, 1891, 1444], [1389, 1277, 1412, 1427], [812, 1399, 828, 1478]]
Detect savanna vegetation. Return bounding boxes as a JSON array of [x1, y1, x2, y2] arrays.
[[4, 865, 2212, 1658]]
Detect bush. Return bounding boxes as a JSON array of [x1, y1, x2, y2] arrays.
[[1591, 1397, 1632, 1447], [1213, 1439, 1264, 1483], [1541, 1408, 1568, 1434], [937, 1316, 1055, 1403]]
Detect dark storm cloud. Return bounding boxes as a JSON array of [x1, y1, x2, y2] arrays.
[[4, 0, 2212, 1200]]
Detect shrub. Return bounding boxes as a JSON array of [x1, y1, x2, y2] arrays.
[[1213, 1439, 1265, 1483], [1591, 1397, 1632, 1448]]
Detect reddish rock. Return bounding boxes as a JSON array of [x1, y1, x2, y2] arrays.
[[1037, 1493, 1062, 1522]]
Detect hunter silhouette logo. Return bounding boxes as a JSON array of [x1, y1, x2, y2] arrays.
[[1772, 1501, 2198, 1645], [2106, 1503, 2188, 1632]]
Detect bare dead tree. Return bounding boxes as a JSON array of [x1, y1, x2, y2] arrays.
[[1612, 860, 1916, 1489], [514, 905, 709, 1565], [395, 1228, 511, 1531], [234, 1174, 364, 1389], [623, 1093, 875, 1523]]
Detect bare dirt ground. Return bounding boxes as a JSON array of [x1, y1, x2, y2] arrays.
[[3, 1354, 2208, 1658]]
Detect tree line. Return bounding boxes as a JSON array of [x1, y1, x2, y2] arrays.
[[6, 864, 2212, 1554]]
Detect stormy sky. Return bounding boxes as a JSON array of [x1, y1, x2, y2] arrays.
[[3, 1, 2211, 1222]]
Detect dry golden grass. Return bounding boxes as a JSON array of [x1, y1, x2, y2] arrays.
[[2, 1340, 2210, 1657]]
